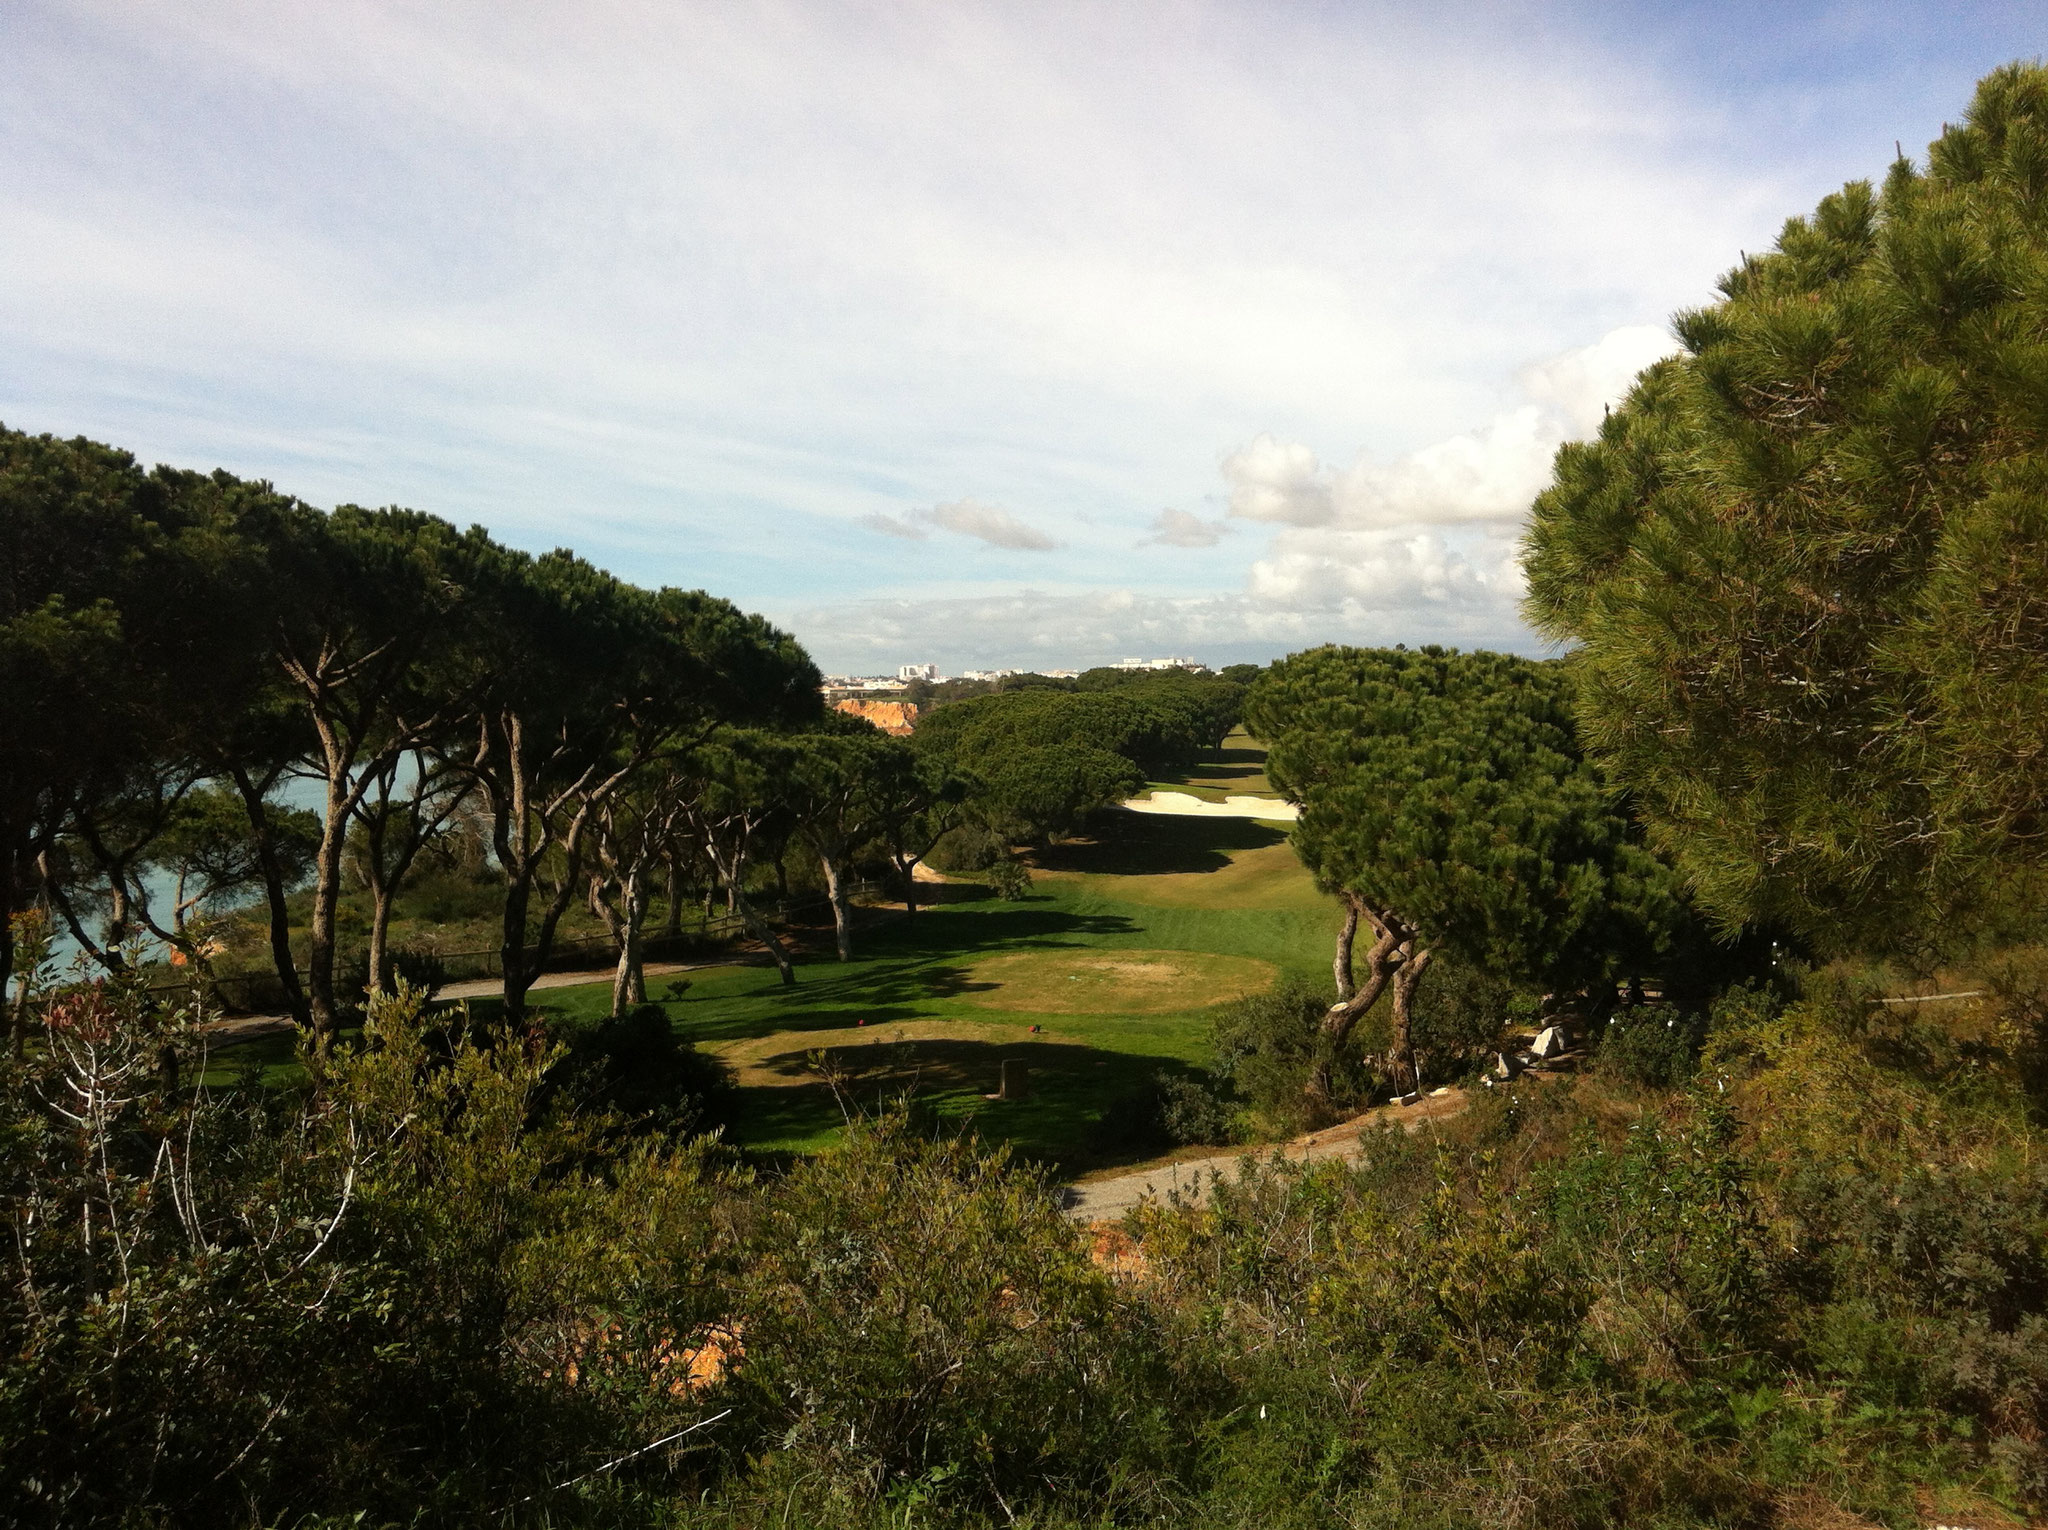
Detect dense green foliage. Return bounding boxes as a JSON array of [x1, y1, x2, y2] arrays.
[[0, 423, 822, 1035], [912, 690, 1155, 846], [1245, 645, 1700, 1089], [12, 951, 2048, 1527], [1524, 63, 2048, 951]]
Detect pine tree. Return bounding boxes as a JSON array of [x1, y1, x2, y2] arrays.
[[1525, 63, 2048, 950]]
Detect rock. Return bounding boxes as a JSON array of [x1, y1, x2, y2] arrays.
[[1430, 1086, 1453, 1097], [1394, 1091, 1421, 1107], [1493, 1051, 1524, 1080], [1531, 1025, 1570, 1059]]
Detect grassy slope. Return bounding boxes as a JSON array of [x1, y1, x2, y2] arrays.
[[530, 811, 1337, 1172]]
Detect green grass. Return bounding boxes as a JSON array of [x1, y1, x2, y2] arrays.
[[204, 803, 1340, 1176], [517, 812, 1336, 1171], [1138, 728, 1282, 802]]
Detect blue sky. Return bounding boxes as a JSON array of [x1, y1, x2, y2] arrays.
[[2, 2, 2040, 672]]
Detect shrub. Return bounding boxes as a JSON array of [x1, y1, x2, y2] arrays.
[[389, 944, 448, 999], [1154, 1069, 1240, 1146], [1212, 978, 1375, 1133], [544, 1003, 735, 1138], [1407, 957, 1528, 1081], [987, 859, 1033, 900], [1598, 1001, 1707, 1088], [729, 1115, 1186, 1517], [924, 823, 1009, 873]]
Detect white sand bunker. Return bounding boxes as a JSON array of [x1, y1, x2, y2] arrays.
[[1121, 791, 1298, 822]]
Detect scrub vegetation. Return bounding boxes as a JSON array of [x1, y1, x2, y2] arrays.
[[9, 61, 2048, 1530]]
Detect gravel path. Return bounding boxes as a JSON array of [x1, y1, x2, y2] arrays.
[[197, 960, 709, 1045], [1060, 1086, 1474, 1222]]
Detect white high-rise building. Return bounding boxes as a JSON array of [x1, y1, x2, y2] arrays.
[[897, 663, 939, 682]]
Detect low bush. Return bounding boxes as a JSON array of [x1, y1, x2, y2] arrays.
[[1211, 978, 1375, 1133], [1154, 1068, 1240, 1146], [544, 1003, 736, 1138], [924, 824, 1009, 873], [986, 858, 1034, 900], [1599, 1001, 1708, 1087]]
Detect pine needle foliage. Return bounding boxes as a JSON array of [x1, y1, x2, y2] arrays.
[[1524, 62, 2048, 951]]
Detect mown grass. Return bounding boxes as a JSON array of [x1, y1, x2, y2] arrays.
[[203, 807, 1339, 1174], [499, 811, 1336, 1171]]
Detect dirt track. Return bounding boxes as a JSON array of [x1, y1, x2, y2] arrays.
[[1060, 1086, 1475, 1222]]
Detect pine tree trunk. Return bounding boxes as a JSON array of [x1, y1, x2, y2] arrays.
[[231, 766, 310, 1029], [366, 883, 397, 999], [734, 888, 795, 985], [820, 853, 854, 962], [1388, 945, 1433, 1094], [1332, 895, 1360, 1003]]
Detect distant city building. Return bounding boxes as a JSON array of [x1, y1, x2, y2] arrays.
[[957, 668, 1016, 682], [897, 663, 939, 682], [1113, 657, 1204, 672]]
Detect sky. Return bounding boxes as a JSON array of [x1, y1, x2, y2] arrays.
[[2, 2, 2042, 674]]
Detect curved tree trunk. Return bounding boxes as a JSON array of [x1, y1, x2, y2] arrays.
[[1331, 895, 1360, 1003], [733, 888, 795, 985], [819, 853, 854, 962], [1388, 944, 1433, 1094], [1306, 894, 1410, 1104]]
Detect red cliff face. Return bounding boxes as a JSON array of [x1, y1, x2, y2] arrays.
[[831, 698, 922, 735]]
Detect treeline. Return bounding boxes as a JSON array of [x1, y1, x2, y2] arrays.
[[1, 425, 1254, 1040], [907, 667, 1249, 864], [0, 426, 975, 1035]]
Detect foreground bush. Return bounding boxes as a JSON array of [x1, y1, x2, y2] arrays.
[[9, 961, 2048, 1527]]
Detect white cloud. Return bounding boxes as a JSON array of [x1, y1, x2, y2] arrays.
[[1519, 324, 1678, 435], [859, 511, 928, 540], [924, 497, 1059, 551], [1140, 507, 1230, 547], [1218, 325, 1677, 540], [1247, 526, 1523, 610]]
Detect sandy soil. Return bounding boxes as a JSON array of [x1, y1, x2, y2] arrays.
[[1122, 790, 1298, 821]]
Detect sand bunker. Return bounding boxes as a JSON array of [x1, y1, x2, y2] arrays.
[[1123, 790, 1297, 821]]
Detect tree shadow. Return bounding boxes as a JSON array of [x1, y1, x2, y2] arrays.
[[725, 1037, 1224, 1176], [1032, 812, 1288, 878]]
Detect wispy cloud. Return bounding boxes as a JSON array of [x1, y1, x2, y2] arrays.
[[860, 511, 928, 540], [924, 498, 1059, 551], [858, 498, 1059, 550]]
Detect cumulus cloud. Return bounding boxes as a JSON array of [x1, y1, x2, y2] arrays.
[[1220, 324, 1679, 536], [1140, 507, 1231, 547], [858, 498, 1059, 550]]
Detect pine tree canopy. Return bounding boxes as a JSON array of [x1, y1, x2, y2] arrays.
[[1523, 62, 2048, 951], [1246, 645, 1689, 994]]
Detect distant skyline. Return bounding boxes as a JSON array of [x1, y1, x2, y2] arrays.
[[3, 2, 2042, 672]]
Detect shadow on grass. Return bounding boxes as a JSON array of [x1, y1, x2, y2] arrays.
[[1033, 812, 1288, 879], [724, 1037, 1222, 1176]]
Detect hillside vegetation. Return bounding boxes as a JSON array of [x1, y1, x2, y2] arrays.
[[9, 60, 2048, 1530]]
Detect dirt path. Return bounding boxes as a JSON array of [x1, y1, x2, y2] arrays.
[[1061, 1086, 1474, 1221], [196, 960, 708, 1046]]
